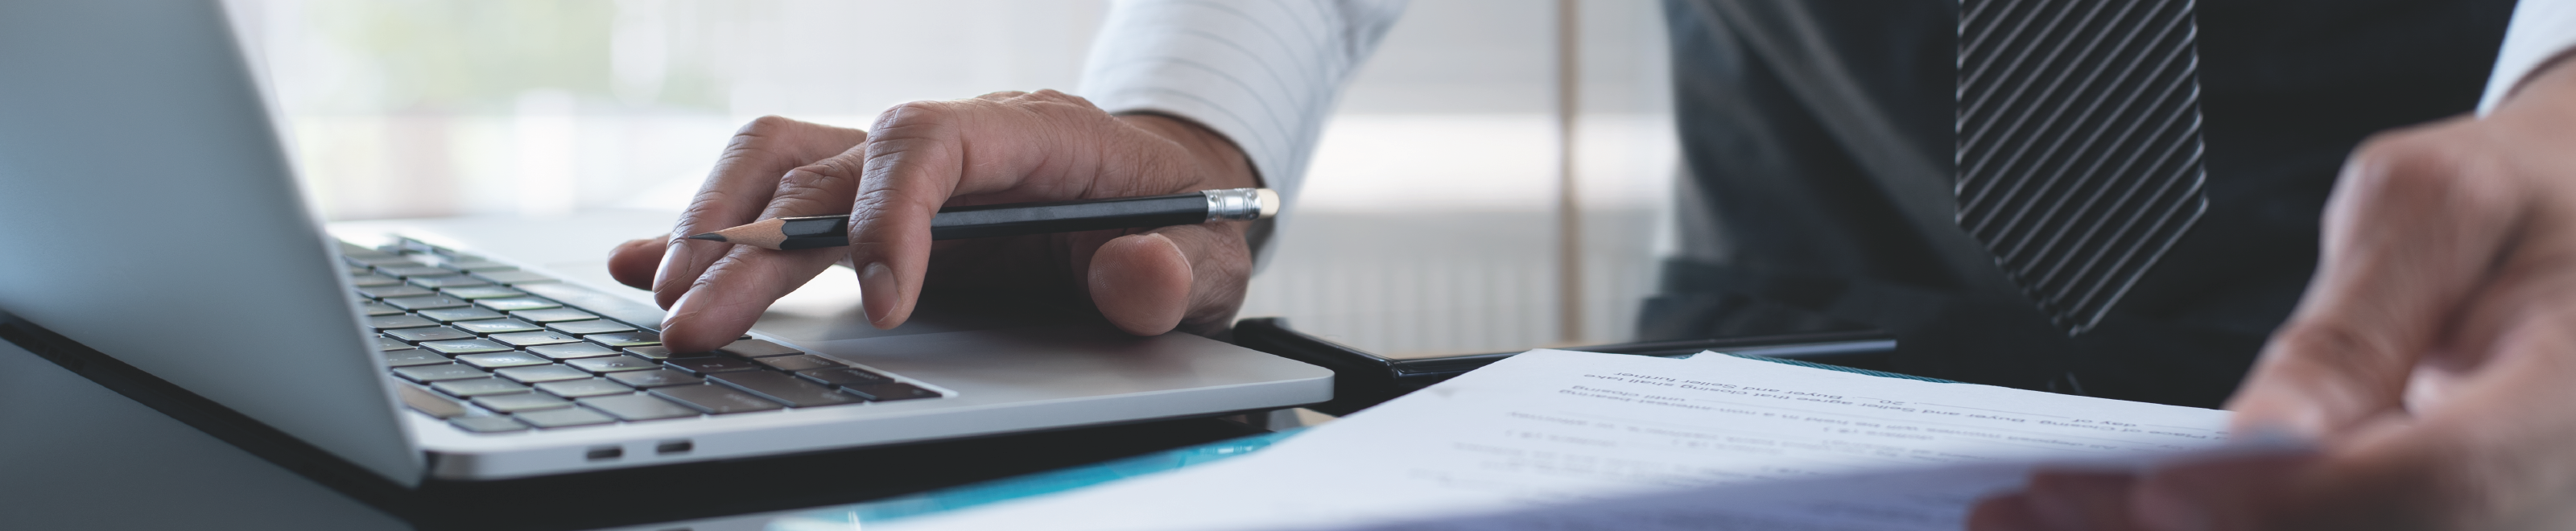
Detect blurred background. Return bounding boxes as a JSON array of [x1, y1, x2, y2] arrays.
[[228, 0, 1681, 357]]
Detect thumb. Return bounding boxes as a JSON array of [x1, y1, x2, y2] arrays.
[[1090, 233, 1192, 335], [2227, 128, 2524, 435], [1087, 224, 1252, 336]]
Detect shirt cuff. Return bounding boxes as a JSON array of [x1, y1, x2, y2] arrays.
[[2480, 0, 2576, 114]]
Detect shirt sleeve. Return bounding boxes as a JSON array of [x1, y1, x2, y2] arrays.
[[2479, 0, 2576, 114], [1076, 0, 1408, 209]]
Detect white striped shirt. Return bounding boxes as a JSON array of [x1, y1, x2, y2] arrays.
[[1076, 0, 1406, 213], [1079, 0, 2576, 196]]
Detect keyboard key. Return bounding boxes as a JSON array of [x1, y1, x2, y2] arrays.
[[795, 367, 890, 387], [579, 393, 700, 422], [439, 286, 528, 300], [709, 371, 863, 408], [345, 253, 419, 267], [606, 368, 702, 388], [431, 377, 530, 397], [474, 297, 561, 312], [374, 265, 457, 278], [386, 326, 475, 344], [508, 308, 599, 323], [546, 319, 635, 335], [367, 315, 440, 331], [383, 348, 448, 367], [447, 416, 529, 433], [357, 300, 408, 316], [534, 378, 632, 398], [452, 318, 543, 335], [393, 364, 488, 382], [489, 331, 583, 348], [374, 335, 414, 352], [844, 382, 940, 402], [418, 307, 506, 323], [473, 270, 559, 285], [650, 385, 785, 414], [621, 345, 719, 360], [753, 354, 839, 373], [349, 274, 404, 287], [397, 385, 467, 418], [419, 339, 514, 356], [494, 364, 592, 384], [526, 342, 621, 360], [441, 260, 517, 273], [566, 355, 660, 373], [407, 276, 490, 290], [356, 284, 436, 299], [665, 356, 762, 376], [473, 393, 572, 413], [454, 351, 551, 369], [514, 407, 616, 429], [383, 295, 472, 311], [718, 340, 803, 358], [516, 282, 669, 332], [584, 331, 661, 348]]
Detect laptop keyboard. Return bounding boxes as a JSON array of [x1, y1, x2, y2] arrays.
[[342, 239, 943, 434]]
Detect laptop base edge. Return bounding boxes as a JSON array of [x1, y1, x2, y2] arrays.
[[2, 309, 1286, 531]]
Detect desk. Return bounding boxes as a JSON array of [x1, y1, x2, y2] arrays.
[[0, 337, 1270, 530]]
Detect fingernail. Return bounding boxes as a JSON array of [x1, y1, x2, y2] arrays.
[[859, 262, 898, 328], [660, 286, 696, 331]]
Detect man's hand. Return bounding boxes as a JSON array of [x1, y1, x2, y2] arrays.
[[1970, 59, 2576, 529], [605, 90, 1262, 352]]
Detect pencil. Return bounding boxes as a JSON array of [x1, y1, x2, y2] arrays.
[[686, 187, 1279, 250]]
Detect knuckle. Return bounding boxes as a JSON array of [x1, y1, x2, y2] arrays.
[[768, 166, 856, 215], [741, 114, 799, 133], [874, 101, 956, 130]]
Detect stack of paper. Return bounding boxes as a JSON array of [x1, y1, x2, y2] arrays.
[[866, 350, 2239, 531]]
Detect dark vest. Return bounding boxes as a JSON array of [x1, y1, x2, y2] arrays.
[[1645, 0, 2515, 407]]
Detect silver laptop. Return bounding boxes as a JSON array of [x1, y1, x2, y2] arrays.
[[0, 1, 1328, 484]]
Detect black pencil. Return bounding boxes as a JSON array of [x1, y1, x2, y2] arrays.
[[685, 188, 1279, 250]]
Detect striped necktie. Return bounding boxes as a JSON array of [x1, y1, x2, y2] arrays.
[[1956, 0, 2212, 335]]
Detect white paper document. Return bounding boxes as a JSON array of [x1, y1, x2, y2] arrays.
[[870, 350, 2236, 531]]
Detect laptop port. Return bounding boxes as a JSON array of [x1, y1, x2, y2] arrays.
[[585, 445, 624, 461], [656, 439, 694, 455]]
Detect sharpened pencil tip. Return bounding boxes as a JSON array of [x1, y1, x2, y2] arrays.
[[686, 233, 727, 242]]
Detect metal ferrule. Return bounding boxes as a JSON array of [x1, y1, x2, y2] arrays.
[[1201, 187, 1273, 221]]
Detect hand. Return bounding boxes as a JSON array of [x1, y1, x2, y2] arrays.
[[1969, 59, 2576, 529], [606, 90, 1263, 352]]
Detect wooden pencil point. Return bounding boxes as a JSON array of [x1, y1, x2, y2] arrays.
[[686, 233, 727, 242]]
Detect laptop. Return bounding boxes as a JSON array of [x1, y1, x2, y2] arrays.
[[0, 0, 1329, 486]]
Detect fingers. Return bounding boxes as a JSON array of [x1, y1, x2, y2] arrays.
[[2227, 122, 2529, 437], [1969, 492, 2053, 531], [607, 237, 662, 290], [659, 146, 871, 352], [653, 116, 869, 310], [845, 90, 1210, 329]]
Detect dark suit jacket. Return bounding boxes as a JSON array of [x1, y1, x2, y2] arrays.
[[1644, 0, 2514, 407]]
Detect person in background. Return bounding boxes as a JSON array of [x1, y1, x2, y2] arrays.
[[606, 0, 2576, 529]]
